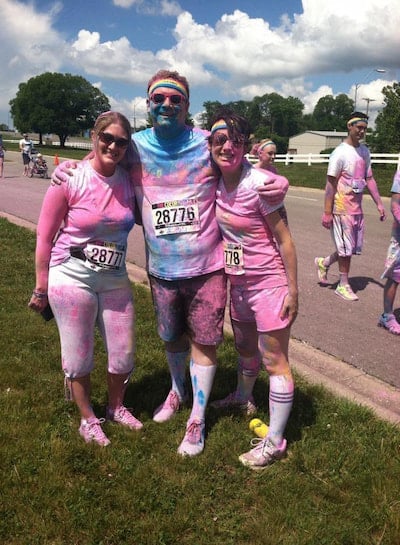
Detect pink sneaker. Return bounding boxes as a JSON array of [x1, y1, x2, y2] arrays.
[[79, 417, 110, 446], [239, 437, 287, 470], [378, 313, 400, 335], [210, 391, 257, 416], [153, 390, 184, 423], [106, 405, 143, 430], [177, 418, 205, 457]]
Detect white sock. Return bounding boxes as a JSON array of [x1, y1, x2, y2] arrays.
[[166, 350, 189, 400], [268, 374, 294, 446], [237, 355, 261, 400], [189, 361, 216, 421]]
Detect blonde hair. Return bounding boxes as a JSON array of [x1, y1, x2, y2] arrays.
[[92, 111, 137, 170]]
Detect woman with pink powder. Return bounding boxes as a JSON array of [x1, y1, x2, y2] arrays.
[[209, 108, 298, 470], [254, 139, 278, 174], [28, 111, 142, 446]]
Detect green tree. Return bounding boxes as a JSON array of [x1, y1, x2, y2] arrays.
[[199, 101, 223, 129], [312, 94, 353, 130], [372, 82, 400, 152], [9, 72, 110, 147], [251, 93, 304, 144]]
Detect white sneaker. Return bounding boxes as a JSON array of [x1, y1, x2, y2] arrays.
[[335, 284, 358, 301], [177, 418, 205, 457], [153, 390, 184, 423], [239, 438, 287, 470]]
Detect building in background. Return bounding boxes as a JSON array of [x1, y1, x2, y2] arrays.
[[288, 131, 347, 154]]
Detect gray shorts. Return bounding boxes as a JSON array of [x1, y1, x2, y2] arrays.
[[149, 270, 227, 345]]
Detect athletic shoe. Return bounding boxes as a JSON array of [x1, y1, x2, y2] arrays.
[[314, 257, 329, 284], [378, 313, 400, 335], [79, 417, 110, 446], [177, 418, 205, 457], [210, 391, 257, 416], [106, 405, 143, 430], [153, 390, 185, 423], [238, 437, 287, 470], [335, 283, 358, 301]]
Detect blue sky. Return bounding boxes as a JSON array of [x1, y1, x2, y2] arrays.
[[1, 0, 399, 130]]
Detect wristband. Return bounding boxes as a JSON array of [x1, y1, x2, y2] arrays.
[[33, 290, 48, 299]]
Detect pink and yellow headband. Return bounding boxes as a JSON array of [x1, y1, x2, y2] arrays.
[[148, 79, 189, 100]]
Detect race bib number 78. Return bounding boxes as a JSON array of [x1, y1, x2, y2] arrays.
[[223, 242, 245, 275]]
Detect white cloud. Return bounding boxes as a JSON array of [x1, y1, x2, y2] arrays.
[[113, 0, 183, 16], [0, 0, 64, 118], [113, 0, 143, 8], [1, 0, 399, 128], [69, 30, 158, 83]]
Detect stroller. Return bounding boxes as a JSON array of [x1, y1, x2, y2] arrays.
[[29, 152, 49, 179]]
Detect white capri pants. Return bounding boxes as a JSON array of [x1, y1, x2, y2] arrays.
[[48, 257, 135, 379]]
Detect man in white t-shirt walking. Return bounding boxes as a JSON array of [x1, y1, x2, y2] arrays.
[[314, 111, 386, 301], [19, 133, 33, 176]]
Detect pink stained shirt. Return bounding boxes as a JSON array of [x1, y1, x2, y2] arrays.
[[132, 126, 223, 280], [327, 142, 373, 215], [38, 160, 135, 269], [215, 163, 287, 289]]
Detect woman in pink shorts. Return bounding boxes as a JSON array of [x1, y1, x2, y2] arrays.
[[209, 108, 298, 470], [28, 111, 142, 446]]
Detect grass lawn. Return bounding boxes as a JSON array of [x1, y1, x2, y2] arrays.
[[1, 218, 400, 545]]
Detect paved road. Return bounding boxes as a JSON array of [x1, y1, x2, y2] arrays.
[[1, 151, 399, 400]]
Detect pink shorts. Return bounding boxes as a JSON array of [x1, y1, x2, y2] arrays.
[[149, 270, 226, 345], [230, 283, 290, 332], [332, 214, 364, 257]]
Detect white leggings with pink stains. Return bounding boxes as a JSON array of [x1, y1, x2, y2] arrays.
[[48, 258, 135, 379]]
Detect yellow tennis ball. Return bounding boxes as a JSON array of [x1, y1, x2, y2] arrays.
[[249, 418, 269, 438]]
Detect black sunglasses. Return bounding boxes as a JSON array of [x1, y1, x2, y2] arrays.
[[150, 93, 186, 105], [98, 132, 129, 148], [211, 133, 246, 148]]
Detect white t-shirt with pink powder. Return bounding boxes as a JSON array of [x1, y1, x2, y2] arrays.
[[48, 161, 135, 268]]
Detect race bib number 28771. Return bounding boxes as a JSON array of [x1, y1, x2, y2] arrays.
[[84, 242, 126, 271]]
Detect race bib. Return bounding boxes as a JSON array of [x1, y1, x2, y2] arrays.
[[223, 242, 245, 275], [151, 198, 200, 236], [351, 179, 366, 194], [84, 242, 126, 271]]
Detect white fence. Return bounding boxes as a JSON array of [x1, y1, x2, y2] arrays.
[[5, 137, 400, 169], [247, 153, 400, 169]]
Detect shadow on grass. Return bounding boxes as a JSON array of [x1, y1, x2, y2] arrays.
[[123, 361, 317, 447]]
